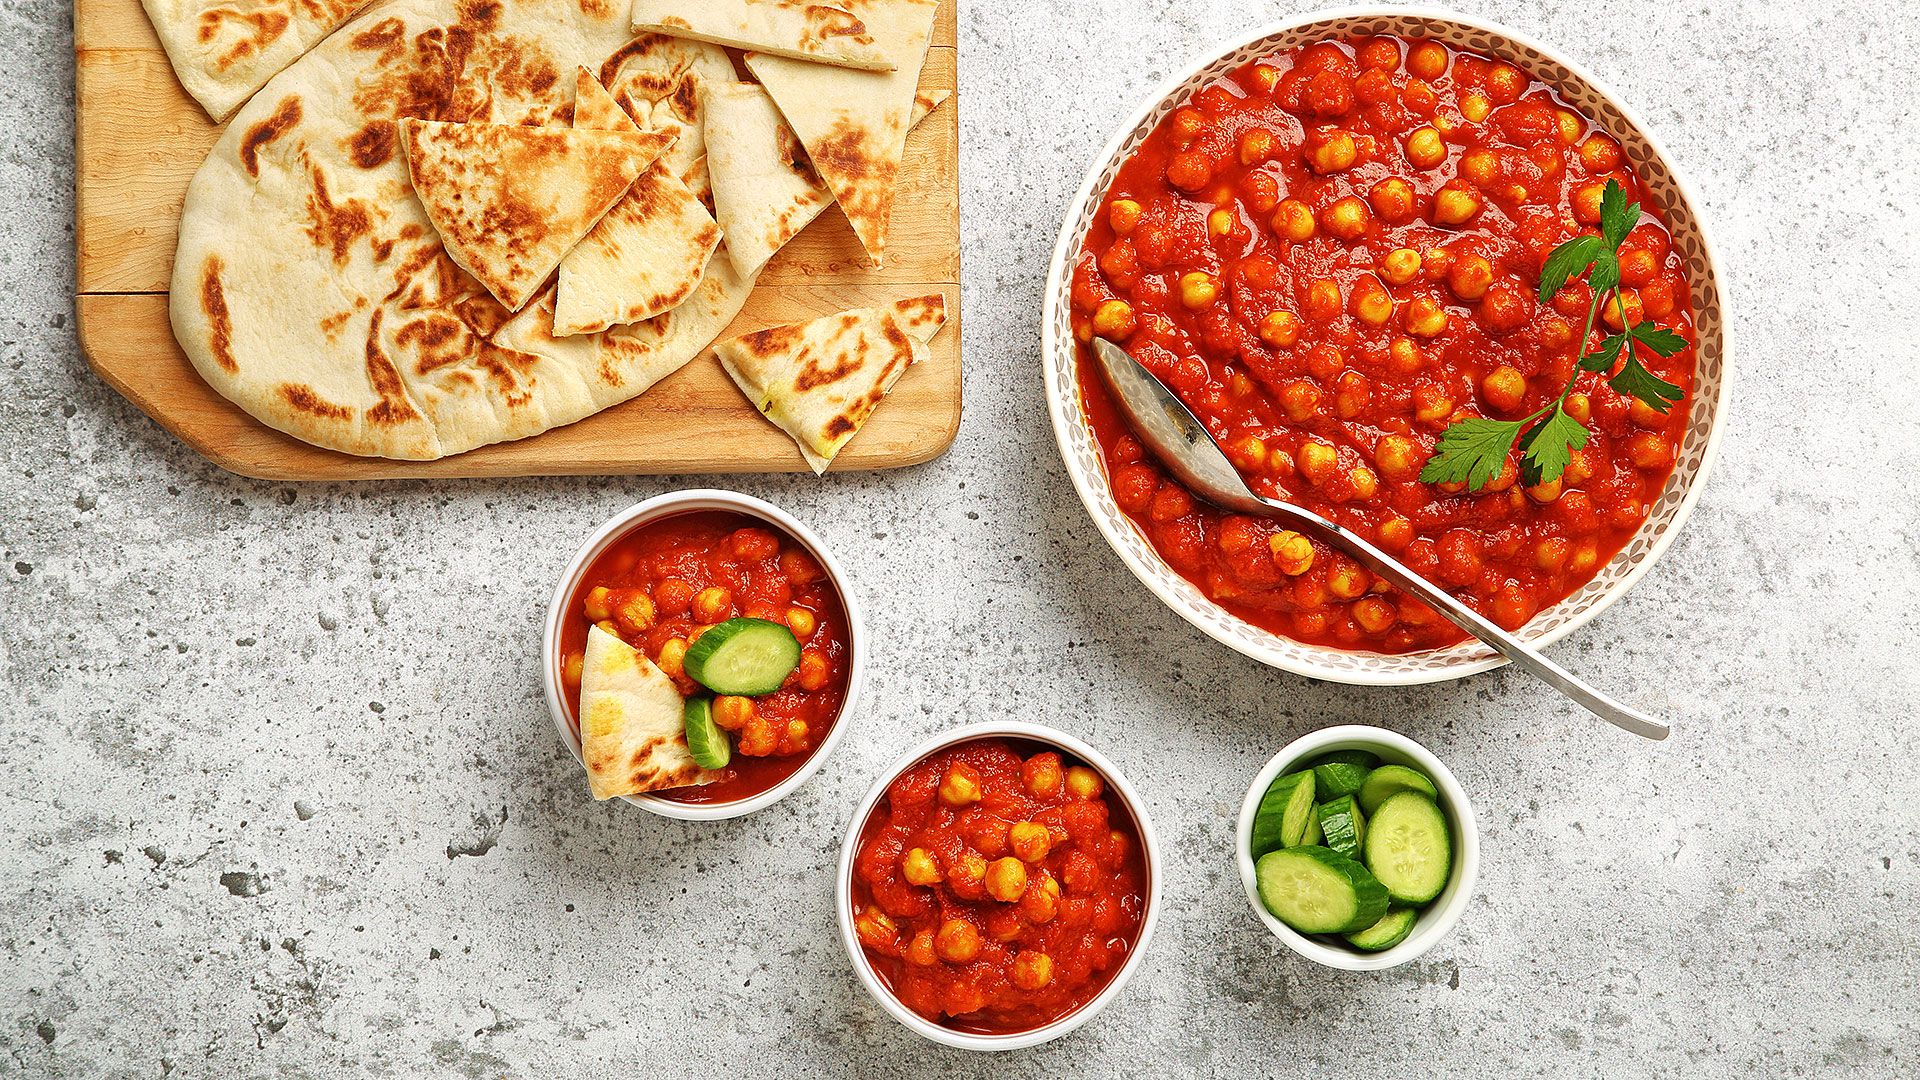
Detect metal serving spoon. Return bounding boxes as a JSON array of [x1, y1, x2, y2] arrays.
[[1091, 338, 1668, 741]]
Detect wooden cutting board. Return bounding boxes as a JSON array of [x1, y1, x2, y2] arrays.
[[72, 0, 960, 480]]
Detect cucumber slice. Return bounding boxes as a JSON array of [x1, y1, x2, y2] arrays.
[[1344, 907, 1418, 952], [1255, 846, 1389, 935], [1357, 764, 1438, 815], [1316, 795, 1368, 859], [1298, 811, 1323, 848], [683, 618, 802, 695], [682, 698, 730, 770], [1364, 792, 1453, 905], [1306, 752, 1377, 798], [1251, 770, 1316, 857]]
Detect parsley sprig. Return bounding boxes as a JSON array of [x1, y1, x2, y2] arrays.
[[1418, 180, 1688, 492]]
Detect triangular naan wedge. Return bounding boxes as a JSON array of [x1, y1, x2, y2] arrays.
[[705, 82, 949, 279], [580, 625, 721, 799], [744, 0, 940, 266], [400, 119, 672, 311], [715, 293, 948, 472], [554, 69, 724, 336], [631, 0, 895, 71], [142, 0, 370, 122]]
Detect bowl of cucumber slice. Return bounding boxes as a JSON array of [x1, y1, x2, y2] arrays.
[[1236, 726, 1478, 970]]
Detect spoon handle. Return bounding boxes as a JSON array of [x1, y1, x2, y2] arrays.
[[1284, 510, 1670, 741]]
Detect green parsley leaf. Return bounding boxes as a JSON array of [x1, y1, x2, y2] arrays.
[[1579, 332, 1627, 373], [1586, 249, 1622, 295], [1608, 357, 1685, 412], [1628, 323, 1689, 357], [1537, 234, 1607, 301], [1599, 180, 1639, 250], [1419, 418, 1524, 492], [1517, 406, 1590, 486]]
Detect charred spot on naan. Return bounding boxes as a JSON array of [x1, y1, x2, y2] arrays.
[[890, 293, 947, 341], [346, 2, 559, 129], [200, 255, 238, 374], [362, 310, 424, 426], [776, 126, 821, 182], [196, 7, 291, 70], [805, 4, 876, 43], [278, 383, 353, 421], [808, 121, 896, 217], [347, 120, 395, 169], [348, 17, 408, 65], [240, 96, 302, 177], [302, 164, 383, 266]]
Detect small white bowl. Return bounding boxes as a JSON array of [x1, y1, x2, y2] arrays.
[[836, 721, 1163, 1051], [541, 489, 865, 821], [1236, 725, 1479, 970]]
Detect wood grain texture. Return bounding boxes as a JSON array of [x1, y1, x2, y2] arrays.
[[73, 0, 960, 479]]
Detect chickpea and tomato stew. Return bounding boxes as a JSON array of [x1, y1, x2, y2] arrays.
[[558, 511, 850, 803], [1072, 35, 1697, 653], [851, 739, 1147, 1034]]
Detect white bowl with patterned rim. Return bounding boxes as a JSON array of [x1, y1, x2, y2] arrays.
[[1042, 5, 1730, 685]]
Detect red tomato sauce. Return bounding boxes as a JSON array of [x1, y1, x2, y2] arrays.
[[558, 511, 851, 803], [1071, 35, 1696, 653], [850, 739, 1147, 1033]]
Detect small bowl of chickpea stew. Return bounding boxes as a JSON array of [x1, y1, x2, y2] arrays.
[[837, 722, 1162, 1051], [1044, 8, 1727, 684], [544, 490, 863, 821]]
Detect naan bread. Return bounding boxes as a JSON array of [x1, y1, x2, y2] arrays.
[[169, 0, 754, 459], [715, 293, 947, 472], [554, 68, 723, 336], [705, 82, 948, 279], [580, 625, 720, 799], [402, 119, 673, 312], [631, 0, 894, 71], [142, 0, 370, 122], [744, 0, 939, 266], [605, 41, 734, 208]]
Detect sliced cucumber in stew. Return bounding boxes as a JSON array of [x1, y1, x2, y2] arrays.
[[683, 618, 802, 696], [1364, 792, 1453, 905], [1357, 764, 1438, 815], [1298, 809, 1324, 848], [682, 697, 731, 770], [1344, 906, 1418, 952], [1251, 770, 1316, 857], [1255, 846, 1389, 935], [1316, 795, 1368, 859], [1307, 751, 1377, 799]]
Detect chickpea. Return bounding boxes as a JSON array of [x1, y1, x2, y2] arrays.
[[691, 586, 732, 624], [1305, 279, 1343, 322], [1626, 432, 1673, 469], [1021, 874, 1061, 923], [1060, 766, 1100, 801], [1270, 530, 1314, 575], [1437, 529, 1485, 585], [781, 608, 817, 641], [1405, 126, 1446, 169], [1091, 298, 1135, 338], [1297, 439, 1339, 485], [1010, 951, 1055, 991], [1328, 560, 1371, 599], [1249, 64, 1281, 94], [1565, 392, 1591, 424], [1389, 337, 1423, 372], [1374, 434, 1422, 481], [1460, 92, 1491, 123], [1321, 197, 1371, 241], [1258, 310, 1302, 347], [1272, 199, 1316, 241], [1010, 821, 1052, 863], [796, 651, 830, 691], [779, 549, 822, 584], [1412, 383, 1454, 424], [1309, 131, 1359, 173], [1602, 291, 1644, 331], [1619, 247, 1659, 289], [1349, 594, 1396, 634], [1166, 150, 1212, 192], [1526, 476, 1564, 503], [1482, 282, 1532, 332], [1564, 449, 1595, 485], [1642, 278, 1679, 319], [1580, 135, 1622, 173], [1556, 109, 1584, 144], [1433, 186, 1483, 226], [1405, 297, 1448, 338], [1628, 397, 1669, 428], [1226, 434, 1269, 472], [654, 637, 689, 679], [1308, 344, 1345, 380], [1334, 371, 1371, 418], [1535, 536, 1571, 572], [738, 717, 777, 756], [583, 585, 614, 622], [1573, 184, 1605, 225], [594, 619, 621, 639], [562, 651, 584, 688], [1240, 128, 1275, 165], [1486, 62, 1526, 103], [1460, 148, 1499, 187], [1482, 365, 1527, 412], [902, 847, 943, 886], [1107, 198, 1142, 235], [1381, 247, 1422, 285], [1280, 379, 1321, 421], [1207, 208, 1234, 238], [1492, 586, 1536, 629], [1229, 372, 1257, 398], [1178, 271, 1221, 309], [786, 719, 809, 749], [1370, 178, 1415, 222], [712, 695, 755, 732], [1354, 285, 1394, 326], [940, 761, 983, 806], [906, 928, 938, 967], [1408, 40, 1448, 80], [948, 850, 988, 892], [984, 857, 1030, 903], [1446, 254, 1494, 301], [854, 907, 897, 951], [934, 918, 982, 963], [1378, 516, 1415, 551]]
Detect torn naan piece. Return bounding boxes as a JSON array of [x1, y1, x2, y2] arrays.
[[400, 119, 673, 311], [580, 625, 720, 799], [744, 0, 940, 266], [605, 38, 734, 208], [554, 69, 724, 336], [631, 0, 894, 71], [705, 82, 948, 279], [715, 294, 948, 472], [142, 0, 371, 122]]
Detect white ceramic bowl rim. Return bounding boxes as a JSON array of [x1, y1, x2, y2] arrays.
[[1041, 4, 1733, 685], [834, 721, 1164, 1052], [540, 489, 866, 821], [1234, 725, 1480, 970]]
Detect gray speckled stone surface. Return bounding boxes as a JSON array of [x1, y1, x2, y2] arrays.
[[5, 0, 1919, 1075]]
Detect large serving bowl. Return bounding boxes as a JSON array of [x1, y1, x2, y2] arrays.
[[542, 490, 865, 821], [1042, 5, 1730, 684], [836, 721, 1163, 1051]]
